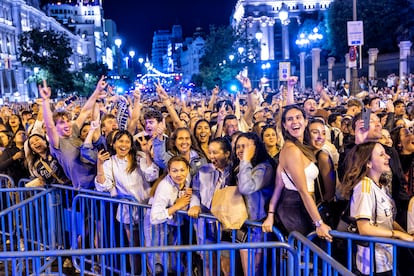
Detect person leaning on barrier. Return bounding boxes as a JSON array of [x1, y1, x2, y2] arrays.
[[95, 129, 159, 275], [232, 131, 275, 275], [149, 156, 192, 274], [338, 110, 410, 229], [341, 142, 413, 275], [188, 137, 233, 275]]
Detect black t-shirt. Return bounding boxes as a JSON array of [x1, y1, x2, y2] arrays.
[[34, 155, 70, 185]]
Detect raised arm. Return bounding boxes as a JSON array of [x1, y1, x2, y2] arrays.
[[74, 76, 107, 130], [207, 86, 219, 111], [127, 89, 142, 135], [154, 80, 185, 128], [285, 76, 297, 106], [39, 80, 59, 149]]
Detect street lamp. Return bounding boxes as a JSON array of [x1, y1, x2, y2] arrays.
[[128, 50, 135, 70], [114, 38, 122, 75], [295, 27, 323, 91], [255, 27, 263, 41], [279, 3, 290, 60]]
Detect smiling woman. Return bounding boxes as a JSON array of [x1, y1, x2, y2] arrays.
[[153, 127, 207, 177], [265, 105, 333, 241]]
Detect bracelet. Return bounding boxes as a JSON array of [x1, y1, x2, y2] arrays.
[[268, 211, 274, 214], [391, 230, 395, 239], [314, 219, 323, 228]]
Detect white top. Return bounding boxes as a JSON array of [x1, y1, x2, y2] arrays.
[[150, 175, 191, 225], [351, 176, 395, 274], [281, 162, 319, 193], [95, 152, 159, 223]]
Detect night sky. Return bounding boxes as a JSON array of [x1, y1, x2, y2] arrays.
[[102, 0, 238, 56]]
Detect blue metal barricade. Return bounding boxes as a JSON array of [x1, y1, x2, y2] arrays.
[[0, 241, 299, 276], [0, 174, 14, 188], [68, 192, 298, 276], [0, 188, 57, 276], [316, 230, 414, 276], [289, 231, 354, 276]]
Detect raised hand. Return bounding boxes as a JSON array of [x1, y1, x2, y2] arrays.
[[287, 76, 298, 87], [236, 74, 252, 91], [154, 80, 169, 101], [90, 120, 100, 131], [156, 118, 166, 139], [242, 139, 256, 162], [38, 79, 51, 100], [97, 149, 110, 165], [137, 135, 152, 154]]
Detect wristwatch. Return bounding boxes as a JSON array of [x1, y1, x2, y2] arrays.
[[314, 219, 323, 228]]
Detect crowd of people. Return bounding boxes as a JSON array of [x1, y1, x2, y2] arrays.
[[1, 71, 414, 275]]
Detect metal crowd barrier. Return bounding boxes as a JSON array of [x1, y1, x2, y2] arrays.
[[288, 231, 353, 276], [0, 241, 299, 276], [315, 230, 414, 276], [0, 189, 56, 276], [69, 192, 287, 275], [0, 183, 354, 276]]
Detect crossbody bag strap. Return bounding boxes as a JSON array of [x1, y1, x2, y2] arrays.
[[283, 168, 295, 186], [39, 158, 65, 184]]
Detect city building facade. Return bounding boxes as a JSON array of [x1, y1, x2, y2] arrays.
[[231, 0, 334, 63], [0, 0, 90, 102], [43, 0, 106, 64], [180, 36, 205, 84]]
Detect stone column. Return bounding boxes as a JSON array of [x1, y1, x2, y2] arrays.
[[327, 57, 336, 88], [299, 52, 306, 90], [399, 41, 412, 80], [281, 23, 289, 60], [368, 48, 379, 81], [312, 48, 321, 91], [345, 53, 351, 83]]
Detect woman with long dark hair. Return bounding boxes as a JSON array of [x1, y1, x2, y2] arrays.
[[232, 131, 275, 275], [193, 119, 212, 161], [25, 133, 69, 185], [153, 126, 207, 177], [265, 105, 332, 241], [342, 142, 413, 275], [95, 130, 159, 274]]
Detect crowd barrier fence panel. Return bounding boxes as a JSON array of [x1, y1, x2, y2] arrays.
[[0, 241, 299, 276], [0, 189, 56, 276], [0, 183, 356, 276], [288, 231, 353, 276], [70, 192, 290, 276], [308, 230, 414, 276]]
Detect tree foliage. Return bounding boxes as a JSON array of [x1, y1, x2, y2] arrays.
[[19, 28, 73, 97], [73, 62, 109, 97], [327, 0, 414, 59], [197, 25, 242, 90]]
